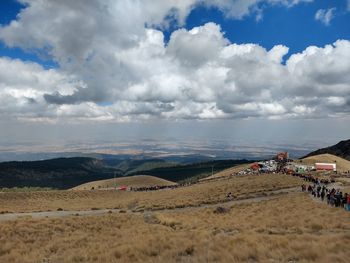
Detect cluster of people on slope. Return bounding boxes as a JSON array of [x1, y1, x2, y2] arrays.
[[301, 183, 350, 211], [290, 171, 350, 211], [130, 185, 179, 192], [292, 173, 334, 185]]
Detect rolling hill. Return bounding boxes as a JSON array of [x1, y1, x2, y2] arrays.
[[304, 139, 350, 160], [71, 175, 177, 190], [299, 153, 350, 173]]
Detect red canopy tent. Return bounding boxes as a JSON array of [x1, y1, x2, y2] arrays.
[[250, 163, 260, 170]]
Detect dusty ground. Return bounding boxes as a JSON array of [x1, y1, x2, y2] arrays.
[[0, 174, 302, 213]]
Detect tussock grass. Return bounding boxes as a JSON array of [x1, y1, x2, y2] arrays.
[[0, 193, 349, 262], [0, 187, 54, 192]]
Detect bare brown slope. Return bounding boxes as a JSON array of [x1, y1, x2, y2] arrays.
[[300, 153, 350, 172], [71, 175, 177, 190]]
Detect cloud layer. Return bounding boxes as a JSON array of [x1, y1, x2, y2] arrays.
[[0, 0, 349, 123]]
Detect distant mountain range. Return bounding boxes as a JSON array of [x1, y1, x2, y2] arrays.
[[303, 139, 350, 160]]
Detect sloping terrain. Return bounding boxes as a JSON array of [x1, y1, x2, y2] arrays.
[[0, 174, 302, 213], [304, 139, 350, 160], [299, 153, 350, 172], [3, 171, 349, 262], [0, 158, 119, 189], [72, 175, 177, 190]]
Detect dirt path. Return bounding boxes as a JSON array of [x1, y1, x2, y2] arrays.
[[0, 187, 299, 222]]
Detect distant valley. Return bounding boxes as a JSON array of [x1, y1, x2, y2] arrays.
[[1, 139, 348, 190]]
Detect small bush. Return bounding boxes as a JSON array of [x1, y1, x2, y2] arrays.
[[214, 206, 230, 214]]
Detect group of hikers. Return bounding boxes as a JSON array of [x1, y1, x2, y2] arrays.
[[291, 173, 335, 185], [301, 183, 350, 211], [130, 185, 179, 192], [292, 172, 350, 211]]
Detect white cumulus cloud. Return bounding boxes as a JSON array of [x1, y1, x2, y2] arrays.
[[0, 0, 349, 123]]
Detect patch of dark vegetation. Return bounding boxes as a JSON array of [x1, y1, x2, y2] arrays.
[[214, 206, 230, 214], [130, 159, 251, 183], [178, 246, 195, 257], [0, 157, 120, 189]]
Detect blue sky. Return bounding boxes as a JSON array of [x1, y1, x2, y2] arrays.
[[185, 1, 350, 56], [1, 0, 349, 65], [0, 0, 58, 68]]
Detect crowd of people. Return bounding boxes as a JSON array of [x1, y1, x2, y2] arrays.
[[130, 185, 179, 192], [290, 171, 350, 212], [291, 173, 335, 185], [301, 183, 350, 211]]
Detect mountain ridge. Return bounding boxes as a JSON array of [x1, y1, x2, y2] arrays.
[[303, 139, 350, 160]]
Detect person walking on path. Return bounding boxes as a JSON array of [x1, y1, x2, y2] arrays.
[[321, 189, 325, 201], [346, 194, 350, 211]]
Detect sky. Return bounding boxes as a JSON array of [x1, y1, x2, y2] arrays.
[[0, 0, 350, 153]]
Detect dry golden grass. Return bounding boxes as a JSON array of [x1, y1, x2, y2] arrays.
[[0, 174, 302, 213], [0, 193, 349, 263], [336, 177, 350, 186], [71, 175, 177, 190], [300, 153, 350, 173]]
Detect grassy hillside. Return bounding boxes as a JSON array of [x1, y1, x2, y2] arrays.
[[300, 153, 350, 172], [0, 174, 302, 213], [2, 193, 348, 263], [1, 174, 349, 262], [72, 175, 176, 190]]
